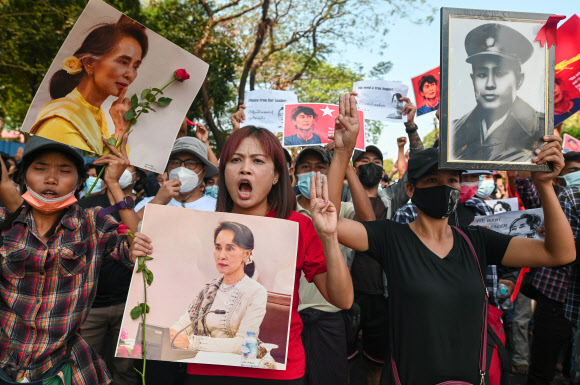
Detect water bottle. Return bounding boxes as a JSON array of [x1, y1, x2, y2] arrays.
[[498, 283, 513, 310], [241, 331, 258, 366], [498, 283, 509, 298]]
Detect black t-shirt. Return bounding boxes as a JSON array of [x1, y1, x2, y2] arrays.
[[362, 220, 513, 384], [351, 196, 389, 295], [77, 193, 132, 308]]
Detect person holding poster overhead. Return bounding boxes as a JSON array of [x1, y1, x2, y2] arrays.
[[324, 93, 574, 384], [30, 16, 149, 155], [0, 135, 141, 384]]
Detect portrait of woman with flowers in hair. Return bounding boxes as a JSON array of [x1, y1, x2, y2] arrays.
[[30, 15, 149, 155]]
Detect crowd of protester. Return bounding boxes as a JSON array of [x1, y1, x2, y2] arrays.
[[0, 92, 578, 385]]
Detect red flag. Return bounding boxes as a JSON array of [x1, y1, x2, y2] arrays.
[[535, 15, 566, 48]]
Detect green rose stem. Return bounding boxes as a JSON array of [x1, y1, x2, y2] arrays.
[[85, 75, 179, 195], [121, 228, 154, 385]]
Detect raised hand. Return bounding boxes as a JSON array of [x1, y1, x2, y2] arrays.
[[94, 134, 130, 185], [400, 97, 416, 124], [333, 93, 360, 154], [195, 123, 210, 144], [397, 137, 407, 149], [109, 87, 132, 140], [531, 135, 564, 185], [309, 172, 338, 238], [230, 104, 246, 133], [153, 179, 182, 205]]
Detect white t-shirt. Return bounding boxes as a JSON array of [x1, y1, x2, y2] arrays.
[[134, 195, 217, 213]]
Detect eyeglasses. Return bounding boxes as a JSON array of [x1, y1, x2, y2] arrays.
[[168, 159, 203, 170]]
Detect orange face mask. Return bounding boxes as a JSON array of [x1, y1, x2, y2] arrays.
[[22, 188, 78, 214]]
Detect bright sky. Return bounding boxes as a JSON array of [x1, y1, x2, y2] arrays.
[[333, 0, 578, 161]]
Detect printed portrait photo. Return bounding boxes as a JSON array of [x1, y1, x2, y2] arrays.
[[563, 134, 580, 153], [352, 80, 409, 122], [411, 67, 440, 116], [20, 0, 208, 173], [116, 205, 298, 370], [472, 208, 544, 239], [554, 15, 580, 126], [282, 103, 365, 150], [441, 9, 554, 170]]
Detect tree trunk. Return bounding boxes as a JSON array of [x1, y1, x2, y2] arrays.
[[200, 81, 225, 151], [237, 0, 270, 106]]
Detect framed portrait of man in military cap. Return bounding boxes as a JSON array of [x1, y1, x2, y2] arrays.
[[440, 8, 555, 171]]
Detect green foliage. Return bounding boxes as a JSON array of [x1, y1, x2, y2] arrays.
[[562, 113, 580, 140], [423, 127, 438, 149]]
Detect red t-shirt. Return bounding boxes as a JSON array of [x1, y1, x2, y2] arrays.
[[187, 210, 327, 380]]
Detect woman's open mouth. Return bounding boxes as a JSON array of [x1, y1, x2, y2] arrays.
[[41, 189, 59, 199], [238, 179, 252, 200]]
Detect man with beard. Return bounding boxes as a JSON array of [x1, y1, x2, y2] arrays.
[[416, 75, 439, 115], [451, 23, 545, 163], [284, 106, 322, 146]]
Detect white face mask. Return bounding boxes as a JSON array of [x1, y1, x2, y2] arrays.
[[119, 169, 136, 190], [168, 167, 202, 193]]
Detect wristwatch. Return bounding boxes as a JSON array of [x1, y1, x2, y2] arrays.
[[99, 196, 135, 217]]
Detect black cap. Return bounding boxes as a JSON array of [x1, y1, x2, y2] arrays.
[[353, 145, 383, 163], [22, 136, 85, 170], [295, 146, 331, 168], [407, 148, 439, 180], [465, 23, 533, 65]]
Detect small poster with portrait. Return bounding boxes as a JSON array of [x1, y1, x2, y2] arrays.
[[20, 0, 209, 173], [242, 90, 299, 137], [471, 208, 544, 239], [563, 134, 580, 153], [352, 80, 409, 123], [484, 197, 519, 215], [282, 103, 365, 150], [116, 205, 298, 369], [555, 15, 580, 126], [440, 8, 554, 172], [411, 67, 440, 116]]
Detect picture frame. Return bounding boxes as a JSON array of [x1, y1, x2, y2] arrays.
[[440, 7, 554, 172]]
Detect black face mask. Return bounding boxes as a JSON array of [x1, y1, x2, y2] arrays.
[[358, 163, 383, 188], [411, 185, 460, 219]]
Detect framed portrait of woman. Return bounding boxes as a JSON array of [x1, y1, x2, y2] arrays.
[[20, 0, 208, 173], [116, 205, 298, 370], [439, 7, 555, 172]]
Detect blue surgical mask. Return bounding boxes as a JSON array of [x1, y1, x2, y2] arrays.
[[475, 176, 495, 198], [297, 171, 321, 197], [205, 185, 218, 199], [561, 170, 580, 188], [84, 176, 103, 195]]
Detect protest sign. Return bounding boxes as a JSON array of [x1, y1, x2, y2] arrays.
[[563, 133, 580, 153], [411, 67, 440, 116], [117, 205, 298, 369], [471, 208, 544, 239], [555, 15, 580, 126], [21, 0, 208, 173], [282, 103, 365, 150], [485, 198, 519, 214], [352, 80, 409, 123], [242, 90, 298, 136]]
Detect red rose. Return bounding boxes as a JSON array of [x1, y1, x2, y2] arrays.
[[117, 346, 129, 358], [117, 223, 131, 236], [175, 69, 190, 82], [131, 344, 142, 359]]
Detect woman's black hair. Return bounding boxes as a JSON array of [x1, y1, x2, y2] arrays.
[[493, 201, 512, 212], [49, 15, 149, 99], [214, 221, 256, 277], [509, 213, 542, 233]]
